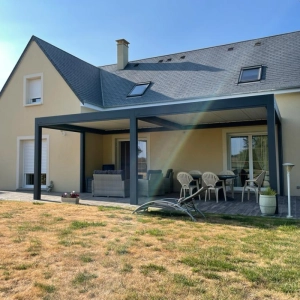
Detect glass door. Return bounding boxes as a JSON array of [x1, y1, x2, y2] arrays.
[[230, 136, 250, 188], [119, 140, 148, 180], [229, 134, 268, 189]]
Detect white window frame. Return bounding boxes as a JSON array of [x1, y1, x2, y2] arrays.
[[112, 135, 150, 171], [23, 73, 43, 106], [16, 135, 49, 189]]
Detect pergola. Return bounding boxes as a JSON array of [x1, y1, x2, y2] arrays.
[[34, 94, 282, 210]]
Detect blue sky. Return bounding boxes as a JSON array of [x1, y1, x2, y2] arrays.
[[0, 0, 299, 90]]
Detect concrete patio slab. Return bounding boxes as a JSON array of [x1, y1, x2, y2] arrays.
[[1, 190, 299, 219]]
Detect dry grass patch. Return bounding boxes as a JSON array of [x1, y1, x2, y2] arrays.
[[0, 200, 300, 299]]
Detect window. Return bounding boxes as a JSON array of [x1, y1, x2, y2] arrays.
[[17, 137, 49, 189], [229, 134, 268, 189], [127, 82, 150, 97], [23, 73, 43, 106], [239, 66, 262, 83]]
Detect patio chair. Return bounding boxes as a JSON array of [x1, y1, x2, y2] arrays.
[[219, 170, 235, 198], [138, 170, 165, 197], [177, 172, 200, 200], [202, 172, 227, 203], [242, 170, 266, 203], [133, 186, 206, 221]]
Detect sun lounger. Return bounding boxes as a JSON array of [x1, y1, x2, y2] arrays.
[[132, 187, 206, 221]]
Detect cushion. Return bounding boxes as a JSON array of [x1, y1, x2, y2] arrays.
[[147, 170, 162, 180], [94, 170, 108, 174], [93, 170, 124, 180], [165, 169, 173, 178], [102, 164, 115, 171], [107, 169, 124, 180]]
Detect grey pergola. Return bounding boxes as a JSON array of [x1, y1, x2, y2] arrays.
[[34, 94, 282, 211]]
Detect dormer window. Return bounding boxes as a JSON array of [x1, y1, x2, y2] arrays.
[[24, 73, 43, 106], [127, 82, 150, 97], [239, 66, 262, 83]]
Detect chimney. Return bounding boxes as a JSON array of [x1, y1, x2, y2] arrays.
[[116, 39, 129, 70]]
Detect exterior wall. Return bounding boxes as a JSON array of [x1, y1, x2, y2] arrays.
[[101, 129, 223, 193], [0, 41, 82, 192], [276, 92, 300, 196], [80, 106, 99, 113], [85, 133, 103, 178], [98, 125, 272, 193]]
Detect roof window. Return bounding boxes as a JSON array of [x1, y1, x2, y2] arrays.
[[228, 47, 234, 51], [180, 55, 185, 59], [158, 59, 163, 63], [127, 82, 151, 97], [134, 63, 139, 67], [166, 58, 172, 62], [239, 66, 262, 83], [254, 41, 261, 46]]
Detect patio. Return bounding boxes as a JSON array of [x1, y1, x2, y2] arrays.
[[1, 190, 299, 219]]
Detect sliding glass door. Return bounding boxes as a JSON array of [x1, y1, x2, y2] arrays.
[[118, 140, 148, 179], [229, 134, 268, 189]]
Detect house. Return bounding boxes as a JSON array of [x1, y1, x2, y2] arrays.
[[0, 31, 300, 205]]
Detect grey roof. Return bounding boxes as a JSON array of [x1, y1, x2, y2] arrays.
[[1, 31, 300, 108], [0, 36, 103, 106], [100, 31, 300, 108], [34, 37, 102, 106]]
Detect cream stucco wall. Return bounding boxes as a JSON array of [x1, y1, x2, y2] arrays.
[[100, 129, 223, 192], [85, 133, 103, 178], [0, 41, 82, 192], [98, 125, 272, 193], [276, 92, 300, 196]]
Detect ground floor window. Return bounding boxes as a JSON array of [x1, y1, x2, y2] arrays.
[[18, 137, 48, 189], [25, 173, 47, 186], [229, 134, 268, 189]]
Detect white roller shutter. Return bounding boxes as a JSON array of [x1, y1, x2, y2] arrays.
[[28, 78, 41, 100], [23, 140, 47, 174]]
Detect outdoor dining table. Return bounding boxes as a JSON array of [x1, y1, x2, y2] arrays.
[[190, 173, 237, 201], [216, 174, 238, 201]]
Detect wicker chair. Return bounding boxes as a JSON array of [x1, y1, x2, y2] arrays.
[[242, 170, 266, 203], [177, 172, 199, 199], [202, 172, 227, 203], [138, 170, 164, 197], [164, 169, 174, 194], [219, 170, 235, 198]]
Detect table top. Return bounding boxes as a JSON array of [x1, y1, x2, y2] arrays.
[[217, 174, 238, 180], [191, 174, 202, 179]]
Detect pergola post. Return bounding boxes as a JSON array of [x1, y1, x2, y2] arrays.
[[80, 132, 85, 193], [267, 96, 278, 213], [33, 121, 42, 200], [129, 114, 138, 205]]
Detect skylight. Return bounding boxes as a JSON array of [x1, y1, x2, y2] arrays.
[[239, 66, 262, 83], [127, 82, 151, 97]]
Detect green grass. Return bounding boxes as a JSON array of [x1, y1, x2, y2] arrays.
[[1, 201, 300, 299], [14, 263, 32, 270], [140, 263, 167, 275], [34, 282, 56, 293], [79, 254, 94, 263], [70, 220, 107, 229]]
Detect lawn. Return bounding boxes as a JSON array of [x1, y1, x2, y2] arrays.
[[0, 200, 300, 300]]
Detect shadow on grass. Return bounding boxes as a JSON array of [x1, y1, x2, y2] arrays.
[[134, 209, 300, 229]]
